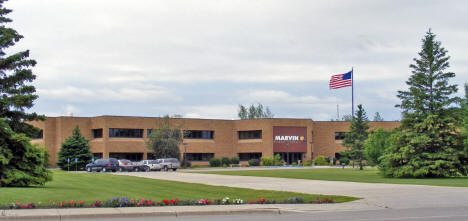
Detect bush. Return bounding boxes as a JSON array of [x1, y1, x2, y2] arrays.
[[261, 157, 274, 166], [339, 157, 350, 165], [191, 165, 200, 168], [231, 157, 240, 165], [209, 158, 221, 167], [273, 154, 282, 166], [248, 159, 260, 166], [314, 156, 329, 166], [291, 162, 297, 166], [303, 160, 312, 166], [221, 157, 231, 166]]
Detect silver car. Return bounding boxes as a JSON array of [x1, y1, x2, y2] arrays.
[[157, 158, 179, 171], [117, 159, 135, 172], [139, 160, 161, 171]]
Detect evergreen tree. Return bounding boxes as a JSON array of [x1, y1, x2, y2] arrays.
[[342, 104, 370, 170], [380, 30, 467, 178], [0, 119, 51, 186], [373, 112, 384, 121], [57, 126, 93, 171], [238, 103, 274, 119], [0, 0, 44, 137], [0, 0, 50, 186], [146, 117, 182, 159]]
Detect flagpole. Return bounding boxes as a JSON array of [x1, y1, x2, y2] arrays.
[[351, 67, 354, 118]]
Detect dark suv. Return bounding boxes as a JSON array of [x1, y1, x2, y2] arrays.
[[86, 158, 119, 172]]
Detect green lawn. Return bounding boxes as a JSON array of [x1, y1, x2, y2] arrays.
[[196, 168, 468, 187], [0, 171, 357, 206]]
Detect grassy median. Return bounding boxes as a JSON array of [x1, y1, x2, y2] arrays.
[[196, 168, 468, 187], [0, 171, 357, 205]]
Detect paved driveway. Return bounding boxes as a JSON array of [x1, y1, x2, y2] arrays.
[[117, 171, 468, 211]]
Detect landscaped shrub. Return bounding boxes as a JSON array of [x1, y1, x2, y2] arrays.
[[248, 159, 260, 166], [273, 154, 282, 166], [209, 158, 221, 167], [221, 157, 231, 166], [231, 157, 240, 165], [339, 158, 350, 165], [261, 157, 274, 166], [313, 156, 329, 166], [291, 162, 297, 166], [303, 160, 312, 166]]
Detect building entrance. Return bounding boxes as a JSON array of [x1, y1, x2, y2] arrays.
[[274, 152, 303, 165]]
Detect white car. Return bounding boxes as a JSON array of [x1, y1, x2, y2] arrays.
[[139, 160, 162, 171]]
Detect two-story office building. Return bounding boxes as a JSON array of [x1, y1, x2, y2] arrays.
[[29, 116, 400, 167]]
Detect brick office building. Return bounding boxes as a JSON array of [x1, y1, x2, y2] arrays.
[[29, 116, 400, 167]]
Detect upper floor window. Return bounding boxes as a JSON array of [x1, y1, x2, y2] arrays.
[[335, 132, 347, 140], [92, 129, 103, 138], [109, 128, 143, 138], [32, 129, 43, 139], [238, 130, 262, 140], [184, 130, 214, 139]]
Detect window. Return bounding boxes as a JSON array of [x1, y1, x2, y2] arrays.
[[185, 153, 214, 161], [335, 132, 347, 140], [184, 130, 214, 139], [147, 129, 153, 136], [238, 153, 262, 161], [109, 128, 143, 138], [92, 129, 103, 138], [33, 129, 43, 139], [238, 130, 262, 139]]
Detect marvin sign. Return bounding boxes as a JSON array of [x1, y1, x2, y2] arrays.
[[274, 135, 305, 141]]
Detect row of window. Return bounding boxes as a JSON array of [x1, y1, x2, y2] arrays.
[[185, 153, 262, 161], [91, 128, 263, 140]]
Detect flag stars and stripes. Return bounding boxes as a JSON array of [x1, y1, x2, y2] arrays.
[[329, 71, 352, 89]]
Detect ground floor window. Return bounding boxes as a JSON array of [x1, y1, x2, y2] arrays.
[[93, 152, 103, 159], [274, 152, 304, 164], [109, 152, 143, 161], [238, 152, 262, 161], [185, 153, 214, 161], [147, 152, 156, 160]]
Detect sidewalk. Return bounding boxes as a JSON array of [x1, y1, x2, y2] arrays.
[[0, 202, 373, 220]]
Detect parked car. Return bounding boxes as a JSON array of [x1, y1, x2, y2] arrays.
[[133, 161, 151, 172], [157, 158, 180, 171], [86, 158, 119, 172], [118, 159, 135, 172], [139, 160, 161, 171]]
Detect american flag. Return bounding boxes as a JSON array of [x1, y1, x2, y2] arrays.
[[329, 70, 352, 89]]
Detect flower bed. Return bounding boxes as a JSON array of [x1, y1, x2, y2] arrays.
[[3, 196, 335, 209]]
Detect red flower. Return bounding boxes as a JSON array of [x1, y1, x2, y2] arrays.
[[20, 205, 23, 208], [156, 202, 160, 206], [163, 200, 170, 205], [249, 200, 253, 204]]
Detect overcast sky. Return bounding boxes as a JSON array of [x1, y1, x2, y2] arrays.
[[5, 0, 468, 121]]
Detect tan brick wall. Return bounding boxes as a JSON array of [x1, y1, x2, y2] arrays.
[[29, 116, 400, 167]]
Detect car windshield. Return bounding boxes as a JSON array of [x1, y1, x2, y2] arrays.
[[120, 160, 131, 163]]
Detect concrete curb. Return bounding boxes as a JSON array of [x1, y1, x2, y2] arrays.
[[0, 206, 290, 220]]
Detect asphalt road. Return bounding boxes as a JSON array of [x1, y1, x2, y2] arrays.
[[34, 206, 468, 221]]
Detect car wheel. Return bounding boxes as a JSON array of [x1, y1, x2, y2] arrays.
[[102, 168, 107, 172], [87, 167, 91, 172], [164, 166, 168, 171], [119, 167, 123, 172], [172, 168, 177, 171]]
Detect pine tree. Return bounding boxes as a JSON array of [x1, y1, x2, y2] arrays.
[[380, 30, 467, 178], [342, 104, 370, 170], [57, 126, 93, 171], [0, 0, 50, 186]]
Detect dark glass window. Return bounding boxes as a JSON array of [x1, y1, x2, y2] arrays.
[[92, 129, 103, 138], [185, 153, 214, 161], [335, 132, 347, 140], [238, 153, 262, 161], [33, 129, 43, 139], [184, 130, 214, 139], [147, 129, 153, 136], [109, 128, 143, 138], [238, 130, 262, 139]]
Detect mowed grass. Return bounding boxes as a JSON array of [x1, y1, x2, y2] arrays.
[[0, 171, 357, 205], [196, 168, 468, 187]]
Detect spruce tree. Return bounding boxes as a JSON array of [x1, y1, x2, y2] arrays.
[[57, 126, 93, 171], [380, 30, 467, 177], [342, 104, 370, 170], [0, 0, 50, 186]]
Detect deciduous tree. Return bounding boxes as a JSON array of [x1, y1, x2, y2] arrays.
[[146, 118, 182, 159]]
